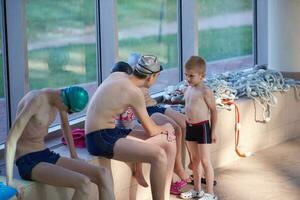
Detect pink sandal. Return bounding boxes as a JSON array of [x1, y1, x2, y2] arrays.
[[173, 180, 187, 189], [170, 184, 181, 195]]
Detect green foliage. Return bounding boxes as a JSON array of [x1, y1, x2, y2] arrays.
[[198, 0, 252, 17], [28, 44, 96, 90]]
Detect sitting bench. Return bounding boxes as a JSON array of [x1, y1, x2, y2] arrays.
[[2, 90, 300, 200]]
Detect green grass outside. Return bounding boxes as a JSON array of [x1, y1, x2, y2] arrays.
[[25, 0, 252, 41], [28, 44, 97, 90], [0, 25, 252, 97], [26, 0, 95, 42], [197, 0, 252, 17]]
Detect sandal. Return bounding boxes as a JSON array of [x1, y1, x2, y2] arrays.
[[172, 180, 187, 189], [180, 189, 204, 199], [170, 184, 181, 195]]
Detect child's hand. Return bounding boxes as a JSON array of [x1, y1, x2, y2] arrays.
[[161, 123, 176, 142], [212, 133, 217, 143], [166, 131, 176, 142], [161, 123, 175, 135]]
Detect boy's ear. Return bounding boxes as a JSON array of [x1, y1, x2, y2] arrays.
[[146, 75, 152, 82]]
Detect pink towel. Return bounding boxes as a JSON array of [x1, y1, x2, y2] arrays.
[[61, 128, 86, 148]]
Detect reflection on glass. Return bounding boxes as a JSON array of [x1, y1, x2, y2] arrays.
[[197, 0, 253, 76], [117, 0, 179, 93], [26, 0, 97, 123]]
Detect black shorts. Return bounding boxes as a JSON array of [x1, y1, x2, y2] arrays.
[[86, 127, 132, 158], [185, 120, 212, 144], [16, 148, 60, 180]]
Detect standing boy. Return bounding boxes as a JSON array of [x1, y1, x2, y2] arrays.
[[180, 56, 218, 200]]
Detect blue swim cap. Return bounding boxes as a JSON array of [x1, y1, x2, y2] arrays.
[[61, 86, 89, 113]]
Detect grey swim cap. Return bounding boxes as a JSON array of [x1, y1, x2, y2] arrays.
[[134, 55, 163, 75]]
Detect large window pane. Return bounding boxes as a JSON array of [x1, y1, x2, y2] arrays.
[[0, 4, 7, 144], [197, 0, 254, 75], [117, 0, 179, 93], [26, 0, 97, 123]]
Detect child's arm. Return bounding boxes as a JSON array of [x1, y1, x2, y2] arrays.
[[6, 97, 40, 186], [204, 88, 218, 143], [59, 111, 79, 159]]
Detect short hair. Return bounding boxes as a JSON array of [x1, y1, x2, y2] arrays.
[[185, 56, 206, 74], [111, 61, 133, 75]]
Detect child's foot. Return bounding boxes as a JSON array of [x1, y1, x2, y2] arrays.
[[188, 162, 193, 170], [180, 189, 204, 199], [133, 171, 149, 187], [198, 193, 218, 200], [174, 166, 192, 183]]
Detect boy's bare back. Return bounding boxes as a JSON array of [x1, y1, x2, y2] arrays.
[[85, 72, 146, 133]]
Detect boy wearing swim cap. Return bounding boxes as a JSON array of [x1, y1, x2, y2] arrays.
[[86, 55, 176, 200], [6, 86, 114, 200]]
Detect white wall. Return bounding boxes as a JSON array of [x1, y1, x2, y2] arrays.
[[268, 0, 300, 72]]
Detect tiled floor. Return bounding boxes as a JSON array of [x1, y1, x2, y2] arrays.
[[169, 137, 300, 200]]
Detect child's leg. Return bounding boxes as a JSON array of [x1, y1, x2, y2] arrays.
[[198, 144, 214, 194], [134, 162, 149, 187], [186, 141, 202, 192], [165, 108, 194, 171], [151, 113, 190, 181]]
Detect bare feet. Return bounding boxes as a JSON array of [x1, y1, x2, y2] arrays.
[[174, 165, 192, 182], [188, 162, 193, 171], [133, 169, 149, 187]]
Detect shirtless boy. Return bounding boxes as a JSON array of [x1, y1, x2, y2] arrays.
[[85, 55, 176, 200], [6, 86, 114, 200], [180, 56, 218, 200], [128, 53, 191, 182]]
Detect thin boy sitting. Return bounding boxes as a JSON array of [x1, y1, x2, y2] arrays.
[[180, 56, 218, 200]]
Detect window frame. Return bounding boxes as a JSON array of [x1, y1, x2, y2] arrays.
[[0, 0, 263, 162]]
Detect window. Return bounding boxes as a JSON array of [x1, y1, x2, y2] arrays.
[[0, 3, 7, 144], [26, 0, 97, 123], [117, 0, 179, 93], [197, 0, 254, 75]]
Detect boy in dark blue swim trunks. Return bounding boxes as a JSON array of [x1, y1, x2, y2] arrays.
[[6, 86, 114, 200], [180, 56, 218, 200], [85, 55, 177, 200], [129, 53, 192, 184]]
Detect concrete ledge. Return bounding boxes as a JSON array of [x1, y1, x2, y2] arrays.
[[3, 90, 300, 200]]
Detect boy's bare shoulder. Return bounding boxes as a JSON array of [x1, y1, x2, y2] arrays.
[[202, 85, 213, 94]]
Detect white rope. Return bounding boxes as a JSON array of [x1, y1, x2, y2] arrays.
[[163, 65, 300, 122]]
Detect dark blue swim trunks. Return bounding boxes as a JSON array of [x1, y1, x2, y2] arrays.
[[185, 120, 212, 144], [16, 148, 60, 180], [146, 105, 167, 116], [86, 127, 132, 159]]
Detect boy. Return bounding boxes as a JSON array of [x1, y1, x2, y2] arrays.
[[180, 56, 218, 200], [6, 86, 115, 200], [129, 53, 191, 184], [85, 55, 176, 200]]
